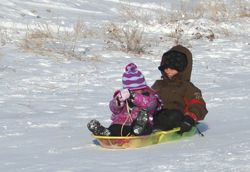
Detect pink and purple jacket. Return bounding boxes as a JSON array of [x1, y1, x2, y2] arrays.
[[109, 87, 162, 126]]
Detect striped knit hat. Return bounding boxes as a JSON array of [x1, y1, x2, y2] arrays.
[[122, 63, 147, 91]]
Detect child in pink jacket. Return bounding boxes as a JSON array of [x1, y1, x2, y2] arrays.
[[87, 63, 162, 136]]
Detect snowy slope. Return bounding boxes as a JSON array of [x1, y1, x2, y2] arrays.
[[0, 0, 250, 172]]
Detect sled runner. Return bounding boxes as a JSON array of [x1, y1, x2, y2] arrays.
[[92, 126, 197, 149]]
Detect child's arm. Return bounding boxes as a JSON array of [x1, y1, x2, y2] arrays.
[[184, 83, 208, 121], [109, 90, 128, 114], [132, 93, 159, 110], [109, 97, 124, 114]]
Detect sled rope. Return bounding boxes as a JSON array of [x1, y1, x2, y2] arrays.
[[120, 100, 133, 136]]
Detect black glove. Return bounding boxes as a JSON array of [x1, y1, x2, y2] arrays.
[[178, 116, 195, 135]]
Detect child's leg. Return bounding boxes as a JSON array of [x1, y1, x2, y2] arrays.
[[108, 124, 132, 136], [87, 119, 111, 136], [132, 122, 152, 135], [132, 109, 152, 136], [153, 109, 183, 131]]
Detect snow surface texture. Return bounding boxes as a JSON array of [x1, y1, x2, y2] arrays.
[[0, 0, 250, 172]]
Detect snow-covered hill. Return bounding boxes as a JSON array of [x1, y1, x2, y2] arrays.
[[0, 0, 250, 172]]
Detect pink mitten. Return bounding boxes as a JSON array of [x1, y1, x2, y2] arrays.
[[118, 89, 130, 101]]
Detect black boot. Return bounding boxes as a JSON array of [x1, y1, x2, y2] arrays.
[[87, 119, 111, 136], [132, 109, 149, 136]]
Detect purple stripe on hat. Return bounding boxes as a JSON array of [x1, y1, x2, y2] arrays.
[[123, 71, 142, 78], [122, 77, 146, 85]]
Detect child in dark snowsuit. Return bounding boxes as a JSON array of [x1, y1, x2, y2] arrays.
[[152, 45, 208, 134], [87, 63, 162, 136]]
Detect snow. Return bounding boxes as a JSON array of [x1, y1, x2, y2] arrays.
[[0, 0, 250, 171]]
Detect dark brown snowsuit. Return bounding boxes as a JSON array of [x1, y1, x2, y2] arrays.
[[152, 45, 208, 122]]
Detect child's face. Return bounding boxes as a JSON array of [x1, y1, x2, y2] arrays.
[[164, 68, 178, 79]]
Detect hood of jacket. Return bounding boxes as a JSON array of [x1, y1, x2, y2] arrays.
[[160, 45, 193, 81]]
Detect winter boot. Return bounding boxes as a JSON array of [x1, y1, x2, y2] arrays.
[[132, 109, 149, 136], [87, 119, 111, 136]]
